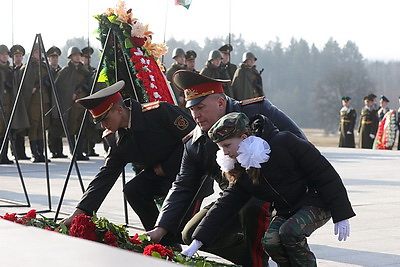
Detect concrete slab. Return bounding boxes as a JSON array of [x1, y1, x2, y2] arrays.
[[1, 144, 400, 266]]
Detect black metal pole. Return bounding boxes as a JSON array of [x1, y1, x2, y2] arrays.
[[54, 28, 113, 221]]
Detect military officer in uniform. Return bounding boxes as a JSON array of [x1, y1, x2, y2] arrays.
[[55, 46, 91, 160], [0, 45, 14, 164], [200, 50, 233, 97], [9, 44, 30, 160], [46, 46, 67, 159], [219, 44, 237, 81], [232, 52, 264, 100], [147, 70, 305, 267], [166, 48, 186, 107], [377, 95, 390, 121], [358, 93, 379, 149], [61, 81, 197, 246], [81, 46, 103, 157], [20, 44, 52, 162], [185, 50, 198, 73], [339, 96, 356, 148]]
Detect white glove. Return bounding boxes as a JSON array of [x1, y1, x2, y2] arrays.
[[346, 131, 352, 135], [369, 134, 375, 139], [334, 219, 350, 241], [181, 239, 203, 257]]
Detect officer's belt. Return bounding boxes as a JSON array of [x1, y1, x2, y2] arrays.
[[341, 120, 351, 123], [362, 120, 372, 124]]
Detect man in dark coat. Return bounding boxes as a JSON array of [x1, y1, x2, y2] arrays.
[[339, 96, 356, 148], [219, 44, 237, 81], [358, 93, 379, 149], [10, 44, 30, 160], [46, 46, 67, 159], [0, 44, 14, 164], [55, 46, 91, 160], [232, 52, 264, 100], [147, 70, 305, 267], [62, 81, 197, 246]]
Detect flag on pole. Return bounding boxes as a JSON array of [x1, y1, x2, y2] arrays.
[[175, 0, 192, 9]]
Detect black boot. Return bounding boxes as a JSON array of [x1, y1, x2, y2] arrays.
[[75, 135, 89, 161], [0, 138, 13, 164], [30, 140, 40, 163], [15, 134, 30, 160], [37, 139, 50, 163]]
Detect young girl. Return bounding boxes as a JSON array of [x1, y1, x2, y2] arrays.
[[182, 112, 355, 266]]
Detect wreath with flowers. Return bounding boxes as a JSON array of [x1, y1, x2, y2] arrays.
[[1, 210, 237, 266], [95, 1, 175, 104], [373, 109, 397, 150]]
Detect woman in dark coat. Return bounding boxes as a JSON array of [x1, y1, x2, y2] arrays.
[[182, 112, 355, 267]]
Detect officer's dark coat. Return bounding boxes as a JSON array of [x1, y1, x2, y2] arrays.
[[221, 62, 237, 81], [77, 99, 195, 214], [339, 106, 356, 148], [156, 96, 306, 234], [0, 62, 13, 136], [231, 63, 264, 100], [200, 61, 233, 97], [358, 106, 379, 149], [11, 64, 30, 131], [193, 116, 355, 246]]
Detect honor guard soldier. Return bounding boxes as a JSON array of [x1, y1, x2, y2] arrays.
[[19, 44, 52, 162], [377, 95, 390, 121], [218, 44, 237, 80], [358, 93, 379, 149], [9, 44, 30, 160], [185, 50, 198, 73], [81, 46, 103, 157], [232, 51, 264, 100], [55, 46, 91, 160], [166, 48, 186, 107], [46, 46, 67, 159], [61, 80, 196, 247], [200, 50, 233, 97], [147, 70, 305, 267], [0, 44, 14, 164], [339, 96, 356, 148]]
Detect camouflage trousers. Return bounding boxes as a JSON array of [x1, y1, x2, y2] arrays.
[[261, 206, 331, 267]]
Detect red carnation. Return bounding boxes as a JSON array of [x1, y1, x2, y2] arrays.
[[1, 212, 18, 222], [69, 214, 97, 241], [24, 209, 37, 219], [104, 231, 118, 245], [143, 244, 173, 258], [131, 36, 146, 48], [129, 233, 142, 245]]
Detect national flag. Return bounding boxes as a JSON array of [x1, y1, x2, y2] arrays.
[[175, 0, 192, 9]]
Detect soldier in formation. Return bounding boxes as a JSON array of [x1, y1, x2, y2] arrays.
[[338, 96, 356, 148], [166, 48, 186, 107], [46, 46, 67, 159], [358, 93, 379, 149], [10, 44, 30, 160], [200, 50, 233, 97], [218, 44, 237, 81], [0, 45, 14, 164], [55, 46, 91, 160], [231, 51, 264, 100]]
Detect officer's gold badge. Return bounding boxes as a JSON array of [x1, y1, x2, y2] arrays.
[[174, 115, 189, 130]]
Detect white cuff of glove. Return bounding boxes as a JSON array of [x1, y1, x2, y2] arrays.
[[346, 131, 352, 135], [334, 219, 350, 241], [181, 239, 203, 257], [369, 134, 375, 139]]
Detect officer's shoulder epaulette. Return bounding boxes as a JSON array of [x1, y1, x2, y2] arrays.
[[102, 129, 113, 139], [142, 101, 160, 112], [240, 96, 265, 106], [182, 130, 194, 144]]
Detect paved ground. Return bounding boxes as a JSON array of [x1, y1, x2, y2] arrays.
[[1, 143, 400, 266]]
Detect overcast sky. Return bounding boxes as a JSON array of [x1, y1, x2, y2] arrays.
[[2, 0, 400, 61]]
